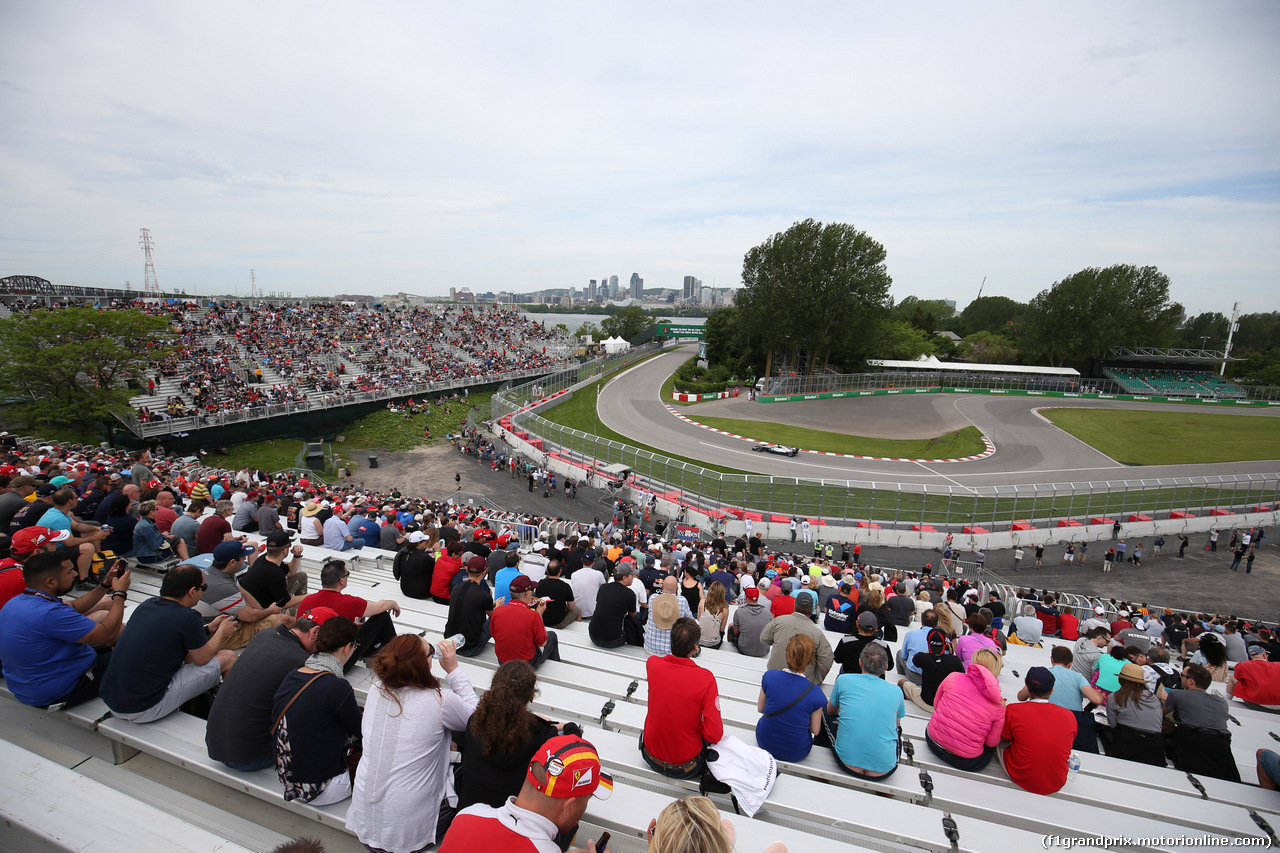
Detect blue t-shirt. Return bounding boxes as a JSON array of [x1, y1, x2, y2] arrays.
[[899, 626, 931, 675], [100, 597, 210, 714], [829, 673, 904, 773], [494, 567, 525, 605], [756, 670, 827, 762], [0, 593, 98, 706], [37, 507, 73, 533], [1048, 665, 1092, 712]]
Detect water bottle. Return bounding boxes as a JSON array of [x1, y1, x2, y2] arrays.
[[1067, 751, 1080, 781], [433, 634, 466, 659]]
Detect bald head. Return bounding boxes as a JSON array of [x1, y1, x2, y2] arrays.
[[122, 484, 140, 500], [661, 576, 679, 595]]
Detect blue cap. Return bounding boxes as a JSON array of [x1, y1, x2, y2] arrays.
[[213, 540, 258, 563]]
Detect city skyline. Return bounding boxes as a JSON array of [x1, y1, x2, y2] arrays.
[[1, 2, 1276, 316]]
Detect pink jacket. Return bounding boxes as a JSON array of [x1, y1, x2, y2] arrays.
[[927, 664, 1006, 759], [956, 633, 999, 669]]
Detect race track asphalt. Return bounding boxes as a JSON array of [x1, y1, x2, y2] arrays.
[[596, 345, 1280, 488]]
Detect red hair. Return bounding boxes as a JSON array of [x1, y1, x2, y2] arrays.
[[370, 635, 440, 714]]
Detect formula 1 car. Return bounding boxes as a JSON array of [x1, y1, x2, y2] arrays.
[[752, 442, 799, 457]]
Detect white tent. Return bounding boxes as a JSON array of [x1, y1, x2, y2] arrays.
[[603, 336, 631, 355]]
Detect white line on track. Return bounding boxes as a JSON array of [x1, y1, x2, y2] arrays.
[[697, 442, 972, 478], [912, 460, 978, 493]]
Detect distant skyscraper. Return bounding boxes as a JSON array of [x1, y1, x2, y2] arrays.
[[629, 272, 643, 300], [682, 275, 702, 303], [588, 280, 597, 302], [609, 275, 619, 299]]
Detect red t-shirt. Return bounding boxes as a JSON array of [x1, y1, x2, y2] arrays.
[[297, 589, 367, 621], [196, 514, 232, 555], [1232, 660, 1280, 705], [439, 804, 553, 853], [0, 559, 27, 610], [1001, 701, 1076, 795], [643, 655, 723, 765], [154, 505, 179, 534], [489, 602, 547, 664], [771, 595, 796, 618], [432, 554, 463, 599], [1109, 619, 1132, 636]]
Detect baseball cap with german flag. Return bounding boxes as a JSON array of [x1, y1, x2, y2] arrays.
[[527, 735, 613, 800]]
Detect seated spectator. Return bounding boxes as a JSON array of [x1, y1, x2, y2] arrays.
[[1002, 667, 1077, 794], [756, 634, 827, 762], [855, 584, 898, 642], [206, 608, 333, 772], [446, 555, 499, 657], [1227, 647, 1280, 711], [1258, 750, 1280, 790], [170, 500, 205, 558], [1188, 633, 1229, 682], [645, 796, 787, 853], [1071, 627, 1111, 677], [1094, 645, 1129, 698], [1031, 645, 1104, 754], [1102, 662, 1166, 766], [239, 532, 309, 616], [697, 581, 730, 650], [323, 507, 363, 552], [271, 616, 362, 805], [491, 575, 561, 667], [886, 582, 915, 627], [493, 547, 524, 604], [439, 735, 612, 853], [0, 551, 130, 709], [896, 610, 939, 685], [762, 594, 833, 682], [455, 660, 569, 810], [297, 558, 400, 664], [195, 499, 237, 555], [588, 561, 643, 649], [770, 579, 796, 618], [298, 502, 325, 547], [570, 557, 607, 620], [348, 635, 479, 853], [824, 581, 856, 634], [899, 627, 964, 713], [729, 586, 772, 657], [955, 612, 1000, 669], [1166, 663, 1239, 782], [826, 643, 903, 779], [392, 531, 434, 599], [642, 618, 723, 779], [535, 561, 579, 630], [194, 540, 286, 650], [834, 611, 890, 676], [40, 487, 108, 583], [101, 493, 139, 556], [1007, 605, 1043, 646], [646, 576, 695, 657], [100, 564, 238, 723], [926, 648, 1006, 771]]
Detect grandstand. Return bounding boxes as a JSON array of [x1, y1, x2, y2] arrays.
[[1100, 347, 1247, 400]]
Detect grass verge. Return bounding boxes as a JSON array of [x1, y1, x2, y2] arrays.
[[1042, 409, 1280, 465], [689, 415, 987, 458]]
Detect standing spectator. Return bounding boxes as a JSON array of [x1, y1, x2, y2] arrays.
[[825, 644, 904, 779], [100, 565, 238, 723], [271, 617, 362, 805], [728, 586, 772, 657], [347, 636, 478, 852], [491, 575, 561, 667], [1002, 667, 1077, 795], [642, 618, 723, 779], [756, 634, 827, 762]]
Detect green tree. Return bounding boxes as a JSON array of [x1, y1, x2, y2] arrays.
[[1177, 312, 1229, 350], [875, 320, 936, 361], [960, 295, 1025, 335], [601, 305, 651, 341], [575, 321, 605, 342], [0, 307, 172, 429], [1021, 265, 1182, 369], [737, 218, 893, 375], [959, 330, 1019, 364], [703, 306, 754, 376], [892, 296, 954, 335]]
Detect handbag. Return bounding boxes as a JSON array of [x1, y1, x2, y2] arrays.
[[762, 680, 815, 718]]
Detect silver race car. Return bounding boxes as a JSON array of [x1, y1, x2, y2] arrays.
[[752, 442, 799, 457]]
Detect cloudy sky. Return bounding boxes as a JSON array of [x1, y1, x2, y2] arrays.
[[1, 2, 1277, 315]]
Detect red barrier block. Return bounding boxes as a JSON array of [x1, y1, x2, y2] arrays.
[[1169, 511, 1195, 519], [1089, 517, 1115, 525], [745, 511, 764, 522], [1055, 520, 1082, 528], [769, 514, 791, 523], [1128, 513, 1152, 522], [529, 439, 543, 451], [1210, 508, 1232, 516], [722, 507, 744, 519], [856, 521, 882, 529], [912, 524, 937, 532], [806, 518, 827, 526], [1012, 521, 1034, 531], [963, 525, 989, 534], [515, 430, 528, 440], [1250, 505, 1276, 513]]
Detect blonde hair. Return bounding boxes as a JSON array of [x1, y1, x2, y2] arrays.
[[706, 581, 728, 617], [651, 796, 734, 853], [934, 603, 960, 638], [970, 648, 1003, 678], [865, 588, 885, 610]]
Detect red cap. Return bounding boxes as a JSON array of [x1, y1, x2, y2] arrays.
[[744, 587, 760, 600], [11, 526, 71, 555], [298, 606, 339, 626], [527, 736, 613, 800]]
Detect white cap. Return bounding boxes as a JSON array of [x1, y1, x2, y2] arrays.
[[407, 531, 428, 544], [1094, 605, 1105, 615]]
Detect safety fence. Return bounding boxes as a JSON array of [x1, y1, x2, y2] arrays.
[[490, 371, 1280, 532]]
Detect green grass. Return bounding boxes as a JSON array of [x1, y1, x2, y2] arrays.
[[1043, 409, 1280, 465], [214, 439, 310, 474], [690, 415, 987, 458]]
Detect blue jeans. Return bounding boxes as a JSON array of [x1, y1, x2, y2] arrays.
[[223, 754, 275, 772], [338, 539, 364, 551]]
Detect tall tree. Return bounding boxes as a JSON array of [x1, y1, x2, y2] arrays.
[[1021, 265, 1182, 369], [1177, 312, 1230, 350], [959, 330, 1019, 364], [0, 307, 172, 428], [960, 295, 1025, 335], [892, 296, 954, 335], [703, 306, 754, 376], [737, 219, 893, 375], [600, 305, 651, 341]]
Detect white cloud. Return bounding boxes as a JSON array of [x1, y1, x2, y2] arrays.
[[0, 1, 1276, 314]]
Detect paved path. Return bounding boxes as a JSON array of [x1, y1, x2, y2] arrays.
[[597, 345, 1280, 486]]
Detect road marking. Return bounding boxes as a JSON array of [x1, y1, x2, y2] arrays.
[[912, 460, 978, 493]]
